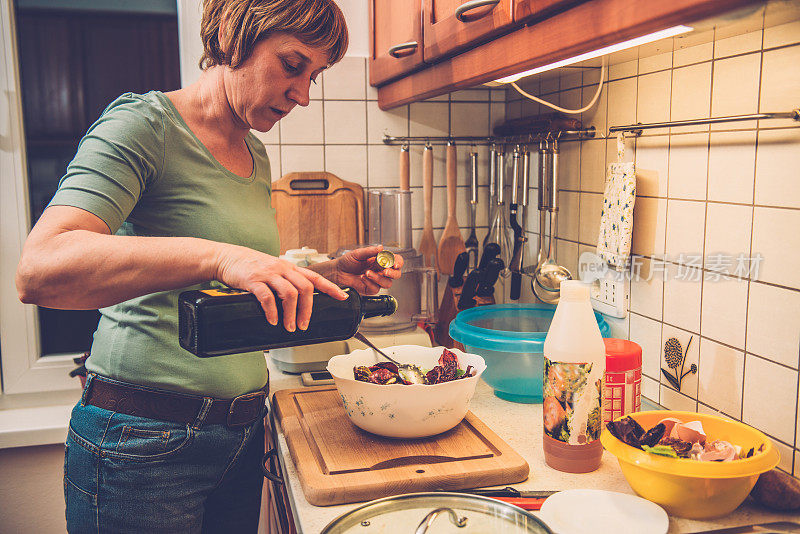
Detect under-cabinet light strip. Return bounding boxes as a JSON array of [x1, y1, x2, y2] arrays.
[[494, 25, 693, 84]]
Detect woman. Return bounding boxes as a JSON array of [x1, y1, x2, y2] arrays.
[[15, 1, 401, 532]]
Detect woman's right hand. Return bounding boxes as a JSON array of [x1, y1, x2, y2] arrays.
[[214, 244, 348, 332]]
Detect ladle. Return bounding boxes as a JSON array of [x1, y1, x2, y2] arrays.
[[353, 332, 426, 384], [533, 137, 572, 303], [533, 140, 549, 275]]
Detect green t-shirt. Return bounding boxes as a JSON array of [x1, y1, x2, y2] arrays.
[[49, 91, 279, 398]]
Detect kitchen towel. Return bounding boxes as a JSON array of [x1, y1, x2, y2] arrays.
[[597, 134, 636, 270]]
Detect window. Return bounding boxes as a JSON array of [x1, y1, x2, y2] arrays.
[[0, 0, 179, 394]]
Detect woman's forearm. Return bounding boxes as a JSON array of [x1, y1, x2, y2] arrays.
[[16, 229, 225, 310], [16, 206, 356, 329]]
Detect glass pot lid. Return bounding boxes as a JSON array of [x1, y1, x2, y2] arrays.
[[320, 492, 554, 534]]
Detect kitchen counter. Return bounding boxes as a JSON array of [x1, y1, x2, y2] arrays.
[[266, 358, 796, 533]]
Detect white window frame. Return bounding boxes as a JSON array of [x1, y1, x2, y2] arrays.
[[0, 0, 81, 395]]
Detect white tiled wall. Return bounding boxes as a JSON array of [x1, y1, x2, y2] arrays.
[[507, 22, 800, 474], [263, 21, 800, 475], [253, 56, 506, 247]]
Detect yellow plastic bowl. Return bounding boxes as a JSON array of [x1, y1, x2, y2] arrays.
[[600, 410, 779, 519]]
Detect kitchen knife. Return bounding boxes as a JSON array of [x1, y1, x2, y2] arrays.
[[464, 487, 558, 498], [436, 488, 556, 511], [457, 269, 482, 309], [687, 522, 800, 534], [477, 257, 504, 297], [436, 488, 557, 511], [448, 251, 469, 288], [478, 242, 501, 271], [508, 146, 524, 300], [485, 496, 548, 511]]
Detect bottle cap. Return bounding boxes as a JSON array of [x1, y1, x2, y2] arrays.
[[604, 338, 642, 372], [376, 251, 395, 269], [560, 280, 590, 300]]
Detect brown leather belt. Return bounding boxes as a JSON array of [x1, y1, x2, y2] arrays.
[[84, 375, 266, 428]]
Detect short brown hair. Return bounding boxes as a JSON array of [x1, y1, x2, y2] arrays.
[[199, 0, 348, 69]]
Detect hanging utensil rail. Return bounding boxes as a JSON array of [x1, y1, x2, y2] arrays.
[[382, 127, 596, 146], [609, 109, 799, 136]]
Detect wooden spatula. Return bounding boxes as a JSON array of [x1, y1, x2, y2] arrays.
[[397, 145, 413, 249], [399, 145, 410, 191], [417, 145, 437, 269], [437, 143, 466, 276]]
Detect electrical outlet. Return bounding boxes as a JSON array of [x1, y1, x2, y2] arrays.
[[590, 269, 628, 319], [578, 251, 628, 319]]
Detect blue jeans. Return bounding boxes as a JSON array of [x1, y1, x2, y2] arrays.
[[64, 374, 266, 533]]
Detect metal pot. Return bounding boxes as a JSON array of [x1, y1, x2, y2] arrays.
[[320, 492, 553, 533]]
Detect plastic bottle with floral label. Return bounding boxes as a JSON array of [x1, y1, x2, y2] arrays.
[[542, 280, 606, 473]]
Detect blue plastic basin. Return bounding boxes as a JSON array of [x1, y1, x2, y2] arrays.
[[449, 304, 610, 404]]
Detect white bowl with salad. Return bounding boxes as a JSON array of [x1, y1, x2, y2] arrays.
[[327, 345, 486, 438]]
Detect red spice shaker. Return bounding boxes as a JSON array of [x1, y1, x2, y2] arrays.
[[602, 338, 642, 424]]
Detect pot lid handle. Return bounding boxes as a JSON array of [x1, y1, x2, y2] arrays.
[[415, 508, 468, 534]]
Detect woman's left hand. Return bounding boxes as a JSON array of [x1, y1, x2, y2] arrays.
[[321, 245, 403, 294]]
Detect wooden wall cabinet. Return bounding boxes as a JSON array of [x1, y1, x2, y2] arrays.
[[369, 0, 758, 110], [513, 0, 586, 22], [369, 0, 425, 86], [423, 0, 515, 61]]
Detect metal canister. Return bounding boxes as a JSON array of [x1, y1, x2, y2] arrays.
[[603, 338, 643, 424]]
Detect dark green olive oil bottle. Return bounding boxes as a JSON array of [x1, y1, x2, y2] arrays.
[[178, 287, 397, 357]]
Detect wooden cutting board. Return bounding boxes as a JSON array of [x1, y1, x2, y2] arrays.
[[272, 386, 530, 506], [271, 172, 365, 254]]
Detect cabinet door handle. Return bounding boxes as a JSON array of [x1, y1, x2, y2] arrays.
[[455, 0, 501, 22], [388, 41, 419, 58], [262, 448, 285, 485]]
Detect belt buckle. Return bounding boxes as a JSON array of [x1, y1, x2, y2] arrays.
[[227, 390, 266, 428]]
